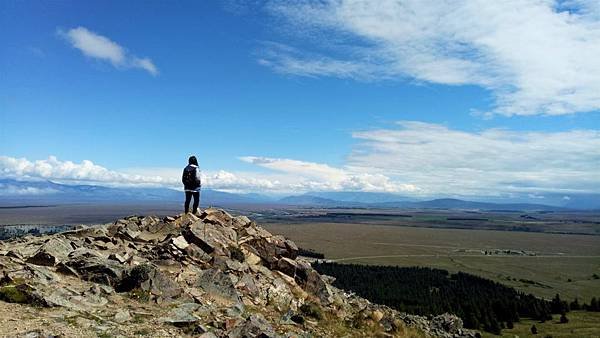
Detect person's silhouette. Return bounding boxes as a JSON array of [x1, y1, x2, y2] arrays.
[[182, 156, 201, 214]]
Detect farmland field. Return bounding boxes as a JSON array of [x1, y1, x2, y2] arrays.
[[497, 311, 600, 338], [263, 220, 600, 301]]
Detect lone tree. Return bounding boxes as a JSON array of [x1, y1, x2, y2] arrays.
[[531, 324, 538, 334]]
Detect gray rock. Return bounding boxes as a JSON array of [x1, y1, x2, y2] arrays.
[[283, 239, 299, 260], [26, 237, 73, 266], [55, 262, 79, 277], [245, 235, 297, 269], [184, 243, 212, 262], [236, 273, 260, 299], [108, 252, 128, 264], [172, 235, 189, 250], [431, 313, 464, 334], [197, 268, 243, 307], [121, 228, 141, 241], [230, 314, 275, 338], [182, 222, 216, 254], [295, 261, 333, 305], [65, 250, 124, 286], [232, 215, 252, 228], [201, 208, 234, 227], [142, 268, 183, 300], [114, 309, 132, 323], [276, 257, 298, 278], [268, 277, 294, 312], [162, 303, 200, 326], [24, 264, 60, 285], [19, 330, 59, 338]]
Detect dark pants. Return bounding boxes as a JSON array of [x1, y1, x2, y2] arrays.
[[184, 191, 200, 214]]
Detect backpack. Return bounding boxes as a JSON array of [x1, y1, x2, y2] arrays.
[[182, 165, 200, 189]]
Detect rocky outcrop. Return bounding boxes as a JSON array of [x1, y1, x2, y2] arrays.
[[0, 208, 477, 338]]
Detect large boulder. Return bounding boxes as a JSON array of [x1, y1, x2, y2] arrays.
[[196, 268, 242, 307], [244, 235, 298, 269], [276, 257, 298, 278], [231, 215, 252, 228], [267, 277, 294, 312], [201, 208, 234, 227], [143, 268, 183, 300], [65, 248, 124, 286], [117, 264, 182, 300], [26, 237, 74, 266], [182, 221, 236, 256], [295, 261, 334, 305]]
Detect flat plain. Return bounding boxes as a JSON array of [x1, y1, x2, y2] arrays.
[[263, 219, 600, 301], [497, 311, 600, 338]]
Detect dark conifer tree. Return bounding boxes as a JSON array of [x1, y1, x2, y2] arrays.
[[570, 298, 580, 310], [591, 297, 599, 311], [313, 262, 558, 335]]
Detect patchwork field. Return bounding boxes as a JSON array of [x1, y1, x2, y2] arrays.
[[263, 221, 600, 301]]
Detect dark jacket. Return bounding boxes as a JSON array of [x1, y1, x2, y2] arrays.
[[182, 164, 201, 191]]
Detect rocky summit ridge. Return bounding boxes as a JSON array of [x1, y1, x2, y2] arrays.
[[0, 208, 476, 338]]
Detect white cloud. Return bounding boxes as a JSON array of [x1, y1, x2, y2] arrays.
[[257, 43, 371, 79], [0, 156, 168, 186], [59, 26, 158, 76], [0, 185, 59, 196], [263, 0, 600, 116], [0, 155, 417, 194], [240, 156, 419, 193], [347, 121, 600, 196], [132, 57, 158, 76], [3, 121, 599, 197]]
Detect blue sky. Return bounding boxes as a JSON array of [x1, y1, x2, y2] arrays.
[[1, 1, 599, 198]]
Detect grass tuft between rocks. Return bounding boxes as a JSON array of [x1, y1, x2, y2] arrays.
[[0, 285, 29, 303], [299, 302, 323, 320]]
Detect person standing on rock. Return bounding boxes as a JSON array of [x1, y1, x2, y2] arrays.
[[182, 156, 202, 214]]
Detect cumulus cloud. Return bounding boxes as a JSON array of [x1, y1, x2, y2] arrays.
[[0, 156, 277, 191], [0, 155, 417, 194], [347, 121, 600, 196], [3, 122, 599, 197], [262, 0, 600, 116], [240, 156, 419, 193], [59, 26, 158, 75], [0, 156, 168, 186]]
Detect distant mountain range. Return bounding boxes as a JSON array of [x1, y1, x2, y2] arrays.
[[0, 179, 271, 205], [278, 192, 600, 211], [277, 195, 569, 211], [1, 178, 598, 210]]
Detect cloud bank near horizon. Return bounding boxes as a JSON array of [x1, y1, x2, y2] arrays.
[[2, 122, 598, 197], [59, 26, 158, 75], [348, 121, 600, 196], [261, 0, 600, 116]]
